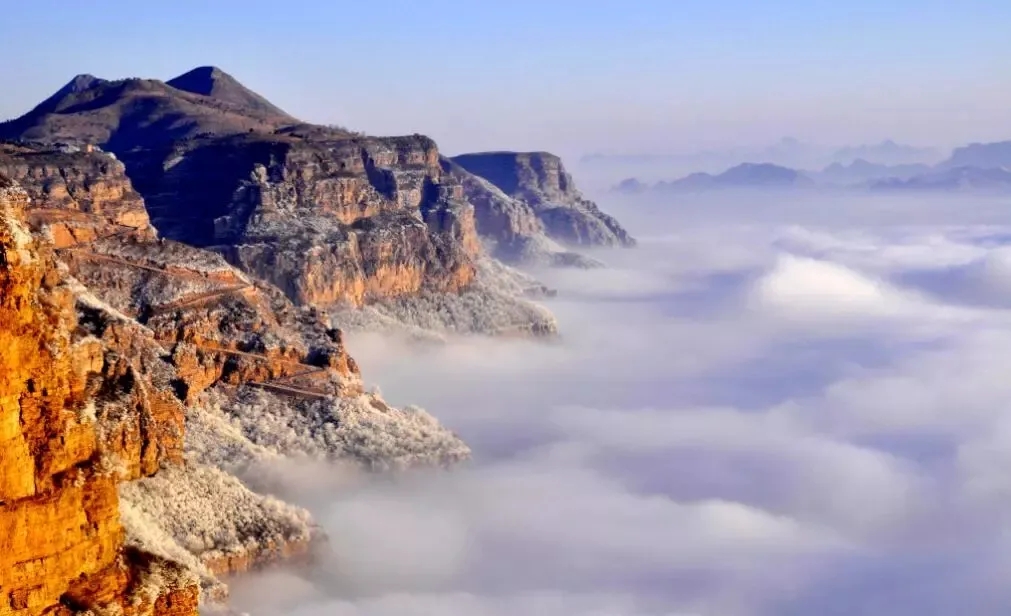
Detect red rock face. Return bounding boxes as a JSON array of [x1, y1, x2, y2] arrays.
[[0, 177, 198, 616]]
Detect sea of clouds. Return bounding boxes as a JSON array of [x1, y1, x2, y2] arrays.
[[228, 189, 1011, 615]]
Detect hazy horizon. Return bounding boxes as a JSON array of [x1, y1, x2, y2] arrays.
[[3, 0, 1011, 161]]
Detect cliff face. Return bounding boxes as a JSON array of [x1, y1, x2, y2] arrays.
[[118, 133, 480, 308], [440, 157, 598, 267], [0, 143, 155, 248], [1, 145, 471, 606], [451, 151, 636, 249], [0, 176, 198, 616]]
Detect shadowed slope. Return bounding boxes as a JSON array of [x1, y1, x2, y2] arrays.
[[166, 66, 295, 121]]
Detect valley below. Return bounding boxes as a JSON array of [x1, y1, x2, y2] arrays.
[[223, 189, 1011, 615]]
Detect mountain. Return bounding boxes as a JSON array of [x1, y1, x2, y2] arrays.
[[830, 140, 941, 166], [451, 151, 635, 250], [655, 162, 815, 191], [0, 70, 302, 150], [0, 66, 640, 614], [871, 166, 1011, 192], [858, 139, 1011, 192], [165, 66, 294, 119], [0, 67, 635, 332], [939, 140, 1011, 169], [817, 158, 932, 184], [581, 138, 941, 180], [612, 177, 648, 194]]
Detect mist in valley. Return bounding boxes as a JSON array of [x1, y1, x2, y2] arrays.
[[221, 187, 1011, 615]]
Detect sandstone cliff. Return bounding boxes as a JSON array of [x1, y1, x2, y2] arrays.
[[451, 151, 636, 249], [122, 133, 480, 309], [1, 143, 473, 612], [0, 176, 197, 616], [0, 143, 155, 247]]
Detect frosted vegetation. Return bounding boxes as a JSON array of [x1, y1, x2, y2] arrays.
[[119, 463, 315, 573], [330, 257, 558, 338], [92, 236, 241, 276], [72, 257, 228, 315], [189, 386, 471, 472], [119, 497, 220, 599]]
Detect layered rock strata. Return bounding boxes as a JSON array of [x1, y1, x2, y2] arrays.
[[451, 151, 636, 250], [0, 176, 198, 616], [120, 133, 480, 309], [1, 143, 472, 612]]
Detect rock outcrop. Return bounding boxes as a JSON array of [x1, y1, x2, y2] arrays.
[[451, 151, 636, 249], [0, 175, 198, 616], [0, 143, 155, 247], [120, 133, 480, 308]]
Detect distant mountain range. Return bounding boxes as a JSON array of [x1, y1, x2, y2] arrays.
[[871, 166, 1011, 192], [941, 141, 1011, 170], [611, 142, 1011, 194], [583, 138, 944, 172], [653, 163, 814, 191]]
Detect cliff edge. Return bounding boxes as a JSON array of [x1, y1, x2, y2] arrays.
[[451, 151, 636, 251], [0, 176, 198, 616]]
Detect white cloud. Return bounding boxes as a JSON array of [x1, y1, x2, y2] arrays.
[[230, 192, 1011, 615]]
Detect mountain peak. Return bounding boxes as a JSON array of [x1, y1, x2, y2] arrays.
[[65, 73, 106, 92], [167, 66, 293, 120], [166, 66, 233, 96], [28, 73, 109, 115]]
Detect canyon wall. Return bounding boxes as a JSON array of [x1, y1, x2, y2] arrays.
[[452, 151, 636, 249], [120, 134, 480, 308], [1, 145, 471, 610], [0, 143, 155, 248], [0, 176, 197, 616]]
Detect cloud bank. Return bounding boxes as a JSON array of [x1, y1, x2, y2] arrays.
[[227, 190, 1011, 616]]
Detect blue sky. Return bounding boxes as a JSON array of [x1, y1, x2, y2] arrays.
[[2, 0, 1009, 158]]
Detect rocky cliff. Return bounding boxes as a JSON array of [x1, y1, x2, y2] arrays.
[[0, 145, 471, 612], [0, 176, 197, 616], [451, 151, 636, 250], [0, 68, 632, 335], [119, 132, 479, 308], [0, 63, 631, 615], [0, 143, 155, 247]]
